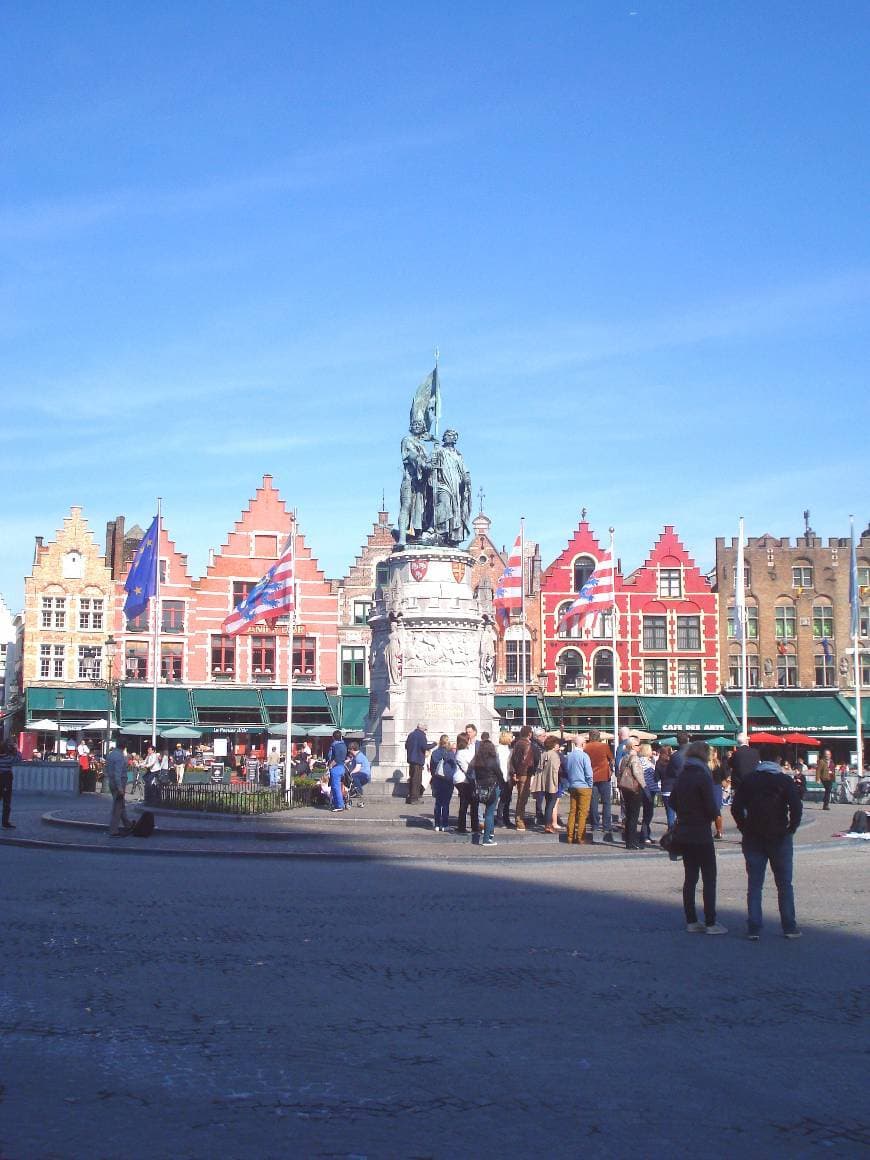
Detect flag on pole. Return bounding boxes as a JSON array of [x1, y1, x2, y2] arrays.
[[557, 549, 615, 630], [734, 526, 747, 642], [123, 514, 159, 620], [850, 524, 860, 639], [222, 537, 295, 636], [494, 535, 523, 629]]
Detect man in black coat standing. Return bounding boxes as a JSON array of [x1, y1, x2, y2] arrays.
[[728, 732, 760, 794], [404, 723, 433, 804]]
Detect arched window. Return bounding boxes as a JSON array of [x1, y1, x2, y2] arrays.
[[556, 649, 583, 690], [573, 555, 596, 594], [592, 648, 613, 691], [556, 601, 582, 639]]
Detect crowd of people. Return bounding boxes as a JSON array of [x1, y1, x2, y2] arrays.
[[395, 722, 814, 938]]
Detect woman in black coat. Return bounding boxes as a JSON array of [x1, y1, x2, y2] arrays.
[[670, 741, 727, 935]]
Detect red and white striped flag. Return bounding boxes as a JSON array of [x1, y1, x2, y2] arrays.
[[557, 549, 615, 630], [494, 534, 523, 628], [222, 536, 295, 636]]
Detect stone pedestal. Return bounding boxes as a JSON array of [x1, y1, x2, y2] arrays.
[[365, 546, 497, 778]]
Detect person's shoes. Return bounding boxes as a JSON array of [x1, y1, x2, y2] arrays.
[[544, 826, 555, 834], [705, 923, 728, 936], [822, 805, 830, 811], [535, 817, 545, 827], [2, 822, 16, 829], [686, 922, 706, 933], [357, 801, 364, 808], [714, 834, 723, 840], [747, 932, 760, 941], [515, 821, 526, 831], [481, 838, 498, 846], [331, 807, 344, 812], [784, 929, 803, 939], [603, 833, 614, 844]]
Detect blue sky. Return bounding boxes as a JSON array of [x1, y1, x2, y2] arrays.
[[2, 1, 868, 609]]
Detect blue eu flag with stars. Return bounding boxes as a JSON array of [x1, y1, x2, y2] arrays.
[[123, 515, 159, 620]]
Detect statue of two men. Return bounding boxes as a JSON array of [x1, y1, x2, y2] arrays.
[[397, 424, 471, 548]]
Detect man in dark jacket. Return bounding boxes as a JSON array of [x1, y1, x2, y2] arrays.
[[404, 723, 433, 804], [670, 741, 726, 934], [731, 748, 803, 940], [0, 740, 22, 829], [727, 733, 760, 794]]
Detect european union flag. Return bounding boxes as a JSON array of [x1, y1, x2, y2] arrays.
[[124, 515, 159, 620]]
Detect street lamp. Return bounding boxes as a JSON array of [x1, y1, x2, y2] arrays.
[[87, 635, 119, 759], [556, 659, 567, 740], [55, 691, 64, 758]]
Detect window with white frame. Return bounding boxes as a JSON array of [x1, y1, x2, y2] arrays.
[[126, 607, 149, 633], [41, 596, 65, 629], [77, 646, 102, 680], [556, 601, 582, 639], [161, 600, 185, 634], [643, 659, 668, 694], [374, 561, 390, 590], [293, 636, 316, 678], [557, 648, 583, 690], [777, 653, 798, 688], [252, 636, 276, 680], [79, 597, 104, 630], [792, 565, 813, 589], [40, 644, 65, 679], [589, 608, 613, 639], [676, 615, 701, 650], [727, 604, 758, 639], [774, 604, 797, 639], [211, 635, 236, 678], [732, 565, 751, 591], [592, 649, 614, 691], [677, 659, 702, 695], [161, 642, 183, 681], [658, 568, 682, 598], [642, 615, 667, 650], [728, 653, 759, 688], [812, 603, 833, 639], [814, 652, 836, 687], [125, 642, 148, 681], [505, 638, 532, 684], [573, 556, 595, 593], [861, 605, 870, 638]]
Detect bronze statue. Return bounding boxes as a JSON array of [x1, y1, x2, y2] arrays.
[[432, 429, 471, 546]]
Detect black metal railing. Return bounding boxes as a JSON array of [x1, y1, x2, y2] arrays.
[[144, 783, 290, 814]]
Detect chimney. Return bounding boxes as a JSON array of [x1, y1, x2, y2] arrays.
[[33, 536, 43, 566]]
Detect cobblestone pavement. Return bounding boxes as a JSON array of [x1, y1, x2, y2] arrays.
[[0, 795, 867, 1158]]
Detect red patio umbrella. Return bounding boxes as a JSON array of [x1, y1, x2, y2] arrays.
[[781, 732, 821, 747], [748, 732, 786, 745]]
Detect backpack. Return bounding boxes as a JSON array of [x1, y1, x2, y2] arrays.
[[130, 811, 155, 838], [745, 777, 789, 839], [528, 737, 543, 776]]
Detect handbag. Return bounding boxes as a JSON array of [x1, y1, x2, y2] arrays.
[[434, 758, 445, 778], [453, 767, 466, 785], [477, 782, 497, 806], [618, 757, 640, 793]]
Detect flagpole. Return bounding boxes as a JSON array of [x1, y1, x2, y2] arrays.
[[738, 516, 748, 737], [852, 516, 864, 777], [150, 498, 162, 750], [520, 516, 527, 727], [285, 515, 298, 803], [610, 527, 619, 747]]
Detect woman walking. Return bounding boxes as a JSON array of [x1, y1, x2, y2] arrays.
[[429, 734, 456, 832], [670, 741, 727, 935]]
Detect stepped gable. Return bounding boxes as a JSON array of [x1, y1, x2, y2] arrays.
[[623, 525, 711, 593], [540, 518, 609, 587], [206, 474, 293, 571], [469, 511, 507, 598], [340, 508, 394, 591]]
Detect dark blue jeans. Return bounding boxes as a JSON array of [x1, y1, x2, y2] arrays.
[[591, 781, 612, 831], [482, 785, 501, 841], [432, 776, 453, 829], [742, 834, 797, 935]]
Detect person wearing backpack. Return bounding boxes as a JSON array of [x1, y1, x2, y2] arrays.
[[731, 746, 803, 940]]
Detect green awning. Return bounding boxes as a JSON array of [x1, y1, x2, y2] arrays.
[[191, 688, 266, 727], [844, 698, 870, 729], [769, 694, 856, 734], [27, 687, 109, 716], [639, 696, 738, 734], [119, 686, 193, 725], [495, 695, 553, 729], [261, 687, 336, 725], [339, 692, 369, 732], [723, 694, 788, 725], [544, 695, 646, 730]]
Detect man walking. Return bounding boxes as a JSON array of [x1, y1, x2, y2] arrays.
[[404, 723, 432, 804], [106, 744, 132, 837], [173, 743, 188, 785], [731, 746, 803, 940], [509, 725, 534, 830], [586, 729, 615, 843]]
